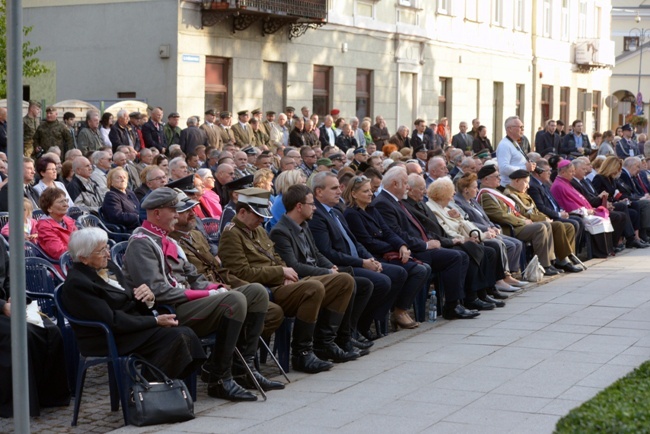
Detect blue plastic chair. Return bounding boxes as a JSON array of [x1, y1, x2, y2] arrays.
[[67, 206, 85, 221], [54, 284, 130, 426], [77, 214, 130, 242], [110, 241, 129, 269], [201, 218, 221, 243], [32, 209, 46, 220], [60, 251, 73, 277], [24, 240, 59, 263], [25, 258, 78, 394]]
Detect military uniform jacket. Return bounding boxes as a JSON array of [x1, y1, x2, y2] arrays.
[[478, 188, 528, 236], [218, 217, 286, 288], [23, 115, 40, 145], [231, 122, 255, 148], [123, 225, 212, 306], [217, 125, 236, 146], [169, 228, 249, 288], [504, 186, 550, 222], [200, 123, 222, 149], [33, 120, 73, 154]]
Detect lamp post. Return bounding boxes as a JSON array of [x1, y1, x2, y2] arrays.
[[629, 16, 650, 116]]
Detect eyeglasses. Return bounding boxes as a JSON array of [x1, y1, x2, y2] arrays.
[[302, 202, 317, 208], [149, 176, 167, 182], [91, 245, 110, 256]]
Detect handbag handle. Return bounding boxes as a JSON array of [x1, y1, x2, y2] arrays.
[[127, 356, 173, 389], [469, 229, 482, 242]]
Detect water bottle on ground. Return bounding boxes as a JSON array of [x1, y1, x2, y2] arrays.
[[428, 290, 437, 322]]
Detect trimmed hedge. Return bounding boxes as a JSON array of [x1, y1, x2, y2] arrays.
[[555, 361, 650, 434]]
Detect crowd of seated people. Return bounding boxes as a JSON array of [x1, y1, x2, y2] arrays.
[[2, 104, 649, 421]]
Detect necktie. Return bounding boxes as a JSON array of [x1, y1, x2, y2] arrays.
[[582, 179, 595, 195], [399, 202, 428, 242], [638, 175, 649, 194], [329, 209, 358, 257]]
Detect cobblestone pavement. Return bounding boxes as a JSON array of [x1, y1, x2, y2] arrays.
[[3, 247, 650, 433]]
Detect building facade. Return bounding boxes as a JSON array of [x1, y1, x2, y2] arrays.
[[24, 0, 614, 144]]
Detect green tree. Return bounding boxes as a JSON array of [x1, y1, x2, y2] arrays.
[[0, 0, 49, 98]]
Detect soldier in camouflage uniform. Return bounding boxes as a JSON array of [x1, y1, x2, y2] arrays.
[[33, 106, 73, 156], [23, 100, 41, 157]]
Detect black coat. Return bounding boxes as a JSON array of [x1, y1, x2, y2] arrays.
[[179, 126, 208, 155], [61, 261, 204, 377], [570, 178, 602, 208], [141, 120, 167, 152], [100, 187, 141, 230], [527, 177, 562, 219], [269, 214, 333, 278], [534, 130, 560, 156], [108, 123, 131, 153], [372, 190, 430, 252], [343, 204, 406, 257], [0, 183, 40, 212]]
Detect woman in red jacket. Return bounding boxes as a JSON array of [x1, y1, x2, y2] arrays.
[[37, 187, 77, 260]]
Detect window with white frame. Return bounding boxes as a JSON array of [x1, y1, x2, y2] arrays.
[[578, 0, 587, 38], [492, 0, 503, 26], [542, 0, 551, 37], [514, 0, 524, 30], [465, 0, 478, 22], [438, 0, 449, 14], [561, 0, 570, 41], [356, 0, 375, 18]]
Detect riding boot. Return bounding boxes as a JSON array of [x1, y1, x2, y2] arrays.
[[291, 318, 333, 373], [313, 309, 360, 363]]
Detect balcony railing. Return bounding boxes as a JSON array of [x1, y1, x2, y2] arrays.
[[200, 0, 328, 38]]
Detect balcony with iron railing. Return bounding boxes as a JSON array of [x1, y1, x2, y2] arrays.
[[197, 0, 328, 39]]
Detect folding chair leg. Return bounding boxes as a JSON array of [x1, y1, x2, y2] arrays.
[[234, 347, 267, 401], [258, 336, 290, 383]]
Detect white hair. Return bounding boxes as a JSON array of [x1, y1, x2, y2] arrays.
[[68, 227, 108, 262], [197, 168, 212, 179], [169, 156, 185, 170], [381, 166, 407, 187]]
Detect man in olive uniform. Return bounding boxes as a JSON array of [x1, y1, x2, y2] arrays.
[[200, 109, 222, 149], [504, 169, 581, 272], [219, 188, 357, 373], [33, 106, 73, 156], [217, 111, 236, 147], [231, 110, 256, 148], [250, 118, 270, 148], [23, 100, 42, 157]]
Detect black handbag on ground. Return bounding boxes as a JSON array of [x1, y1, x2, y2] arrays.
[[126, 357, 195, 427]]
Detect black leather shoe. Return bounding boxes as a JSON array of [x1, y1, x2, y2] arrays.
[[486, 287, 509, 300], [615, 243, 626, 253], [483, 295, 505, 308], [556, 262, 583, 273], [292, 351, 333, 373], [314, 343, 360, 363], [442, 304, 480, 320], [627, 239, 649, 249], [208, 378, 257, 401], [351, 337, 374, 349], [234, 371, 285, 391], [544, 266, 559, 276], [339, 340, 369, 357], [465, 298, 496, 311]]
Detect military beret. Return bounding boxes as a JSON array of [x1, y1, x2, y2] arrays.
[[166, 174, 198, 194], [224, 174, 254, 192], [508, 169, 530, 180], [477, 164, 497, 179], [317, 158, 333, 167]]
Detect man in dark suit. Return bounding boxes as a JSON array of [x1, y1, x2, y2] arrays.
[[571, 158, 642, 249], [308, 171, 407, 339], [374, 166, 483, 319], [528, 159, 584, 256], [318, 115, 336, 148], [451, 121, 473, 155], [0, 157, 40, 211], [410, 119, 433, 151], [141, 107, 167, 153], [180, 116, 208, 155], [269, 184, 373, 354], [534, 119, 561, 156]]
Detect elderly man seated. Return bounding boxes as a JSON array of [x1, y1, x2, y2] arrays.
[[477, 165, 561, 276], [123, 187, 280, 401], [550, 159, 616, 257], [504, 169, 582, 272]]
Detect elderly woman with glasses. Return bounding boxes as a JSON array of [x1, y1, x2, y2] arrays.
[[343, 176, 430, 329], [61, 227, 205, 379], [36, 187, 78, 260]]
